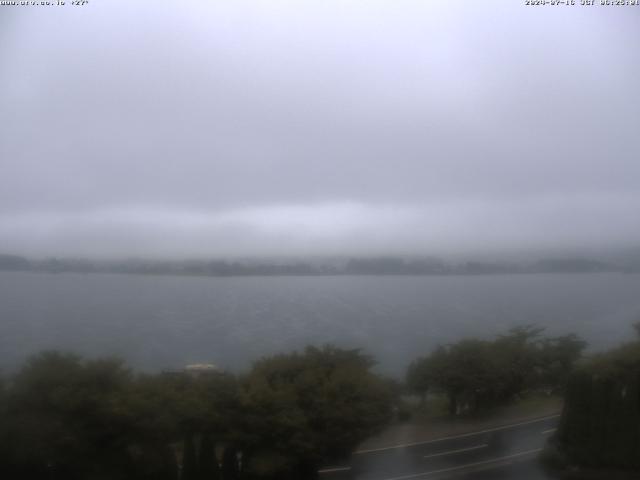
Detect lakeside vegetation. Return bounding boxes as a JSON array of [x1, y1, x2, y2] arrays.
[[0, 346, 393, 480], [406, 326, 585, 417], [0, 325, 599, 479], [544, 323, 640, 477]]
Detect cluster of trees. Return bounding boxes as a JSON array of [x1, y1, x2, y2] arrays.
[[0, 346, 393, 480], [550, 323, 640, 472], [0, 326, 597, 478], [406, 326, 586, 415]]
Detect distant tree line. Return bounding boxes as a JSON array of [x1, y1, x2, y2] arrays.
[[0, 253, 634, 277], [406, 326, 586, 415], [0, 346, 393, 480]]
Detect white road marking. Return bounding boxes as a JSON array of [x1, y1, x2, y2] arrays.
[[380, 448, 543, 480], [354, 414, 560, 454], [423, 444, 488, 459], [318, 466, 352, 474], [541, 428, 557, 435]]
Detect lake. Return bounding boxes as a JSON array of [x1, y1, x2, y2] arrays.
[[1, 271, 638, 377]]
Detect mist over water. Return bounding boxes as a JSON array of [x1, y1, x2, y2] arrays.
[[2, 271, 638, 377], [3, 3, 640, 478], [1, 1, 640, 260]]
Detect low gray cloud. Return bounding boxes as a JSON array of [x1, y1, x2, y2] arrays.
[[1, 1, 639, 258]]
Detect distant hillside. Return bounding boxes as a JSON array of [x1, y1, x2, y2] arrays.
[[1, 253, 636, 277]]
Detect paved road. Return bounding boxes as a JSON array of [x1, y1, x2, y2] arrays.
[[319, 414, 559, 480]]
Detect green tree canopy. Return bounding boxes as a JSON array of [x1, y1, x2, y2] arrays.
[[238, 345, 393, 479], [407, 326, 585, 416], [2, 351, 133, 479]]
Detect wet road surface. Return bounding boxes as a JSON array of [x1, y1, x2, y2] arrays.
[[319, 414, 559, 480]]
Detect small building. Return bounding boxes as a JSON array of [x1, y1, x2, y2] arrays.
[[183, 363, 222, 377]]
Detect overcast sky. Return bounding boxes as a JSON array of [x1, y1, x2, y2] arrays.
[[1, 1, 639, 259]]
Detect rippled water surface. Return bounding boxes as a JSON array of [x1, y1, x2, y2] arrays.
[[1, 272, 639, 376]]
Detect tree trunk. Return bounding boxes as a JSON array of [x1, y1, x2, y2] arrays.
[[183, 434, 198, 480], [448, 393, 457, 416]]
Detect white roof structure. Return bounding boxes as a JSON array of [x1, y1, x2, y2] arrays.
[[184, 363, 221, 373]]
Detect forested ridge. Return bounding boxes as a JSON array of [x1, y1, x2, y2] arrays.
[[1, 253, 634, 277]]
